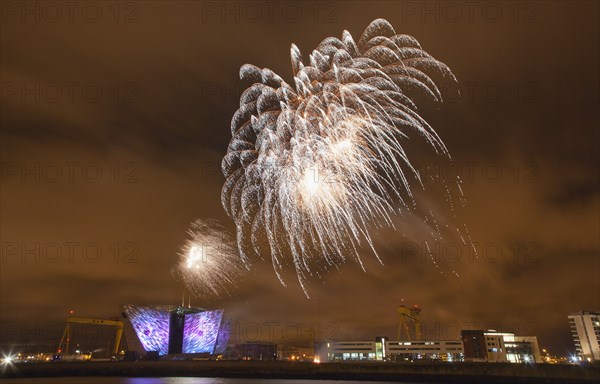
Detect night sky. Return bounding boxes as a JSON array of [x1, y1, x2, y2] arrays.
[[1, 1, 598, 356]]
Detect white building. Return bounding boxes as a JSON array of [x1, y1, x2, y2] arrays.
[[318, 340, 377, 361], [387, 340, 464, 362], [316, 337, 464, 362], [568, 311, 600, 361], [317, 330, 541, 363], [483, 330, 541, 363]]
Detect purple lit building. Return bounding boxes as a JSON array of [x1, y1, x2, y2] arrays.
[[123, 305, 230, 356]]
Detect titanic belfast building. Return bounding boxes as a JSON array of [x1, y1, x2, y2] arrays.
[[123, 304, 230, 356]]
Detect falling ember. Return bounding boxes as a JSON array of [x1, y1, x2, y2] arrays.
[[222, 18, 460, 296]]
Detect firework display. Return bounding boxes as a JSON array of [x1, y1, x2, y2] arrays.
[[174, 219, 246, 300], [222, 18, 457, 293]]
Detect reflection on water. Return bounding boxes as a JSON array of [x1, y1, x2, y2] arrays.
[[1, 378, 422, 384], [126, 380, 402, 384]]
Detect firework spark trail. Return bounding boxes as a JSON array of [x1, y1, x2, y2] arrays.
[[222, 19, 459, 296], [174, 219, 245, 300]]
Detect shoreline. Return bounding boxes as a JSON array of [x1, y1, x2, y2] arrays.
[[2, 361, 599, 383]]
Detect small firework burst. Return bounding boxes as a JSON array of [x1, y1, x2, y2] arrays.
[[174, 218, 246, 300]]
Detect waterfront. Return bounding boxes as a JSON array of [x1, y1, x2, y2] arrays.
[[1, 361, 598, 383], [0, 379, 426, 384]]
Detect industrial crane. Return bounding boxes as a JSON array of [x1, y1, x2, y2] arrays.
[[397, 305, 422, 341], [56, 316, 124, 357]]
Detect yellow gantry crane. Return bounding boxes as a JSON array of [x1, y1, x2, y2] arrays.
[[57, 316, 124, 356], [397, 305, 422, 341]]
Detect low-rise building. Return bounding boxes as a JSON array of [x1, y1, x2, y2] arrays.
[[316, 337, 464, 362], [317, 330, 540, 363], [277, 345, 314, 361], [387, 340, 464, 362], [461, 330, 541, 363], [317, 340, 377, 361], [224, 342, 277, 360]]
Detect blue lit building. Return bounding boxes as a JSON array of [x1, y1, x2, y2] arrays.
[[123, 304, 230, 356]]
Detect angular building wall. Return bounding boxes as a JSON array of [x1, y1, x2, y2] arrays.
[[569, 311, 600, 361], [123, 304, 227, 356], [124, 305, 170, 355], [214, 317, 232, 354], [182, 309, 223, 354]]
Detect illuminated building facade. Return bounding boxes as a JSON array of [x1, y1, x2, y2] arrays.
[[387, 340, 464, 362], [317, 340, 377, 361], [569, 311, 600, 362], [316, 338, 464, 362], [123, 305, 229, 356], [461, 330, 540, 363], [318, 331, 540, 363]]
